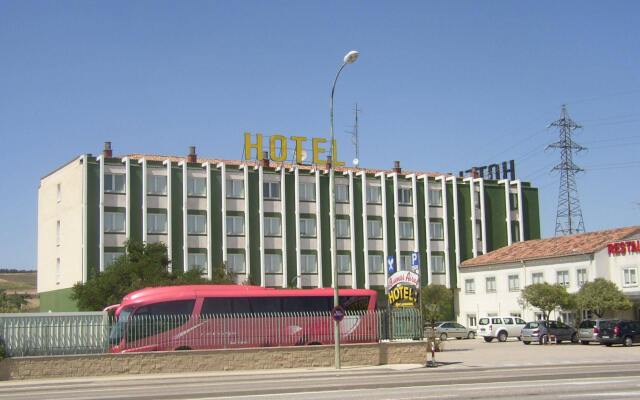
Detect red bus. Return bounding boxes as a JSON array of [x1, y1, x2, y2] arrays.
[[107, 285, 379, 353]]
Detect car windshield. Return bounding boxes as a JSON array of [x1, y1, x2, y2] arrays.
[[479, 318, 490, 325], [579, 320, 596, 329], [524, 322, 539, 329], [109, 307, 133, 345]]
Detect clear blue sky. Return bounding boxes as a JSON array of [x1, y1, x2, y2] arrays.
[[1, 1, 639, 269]]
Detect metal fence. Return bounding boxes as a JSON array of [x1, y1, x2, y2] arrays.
[[0, 312, 109, 357], [0, 308, 422, 357]]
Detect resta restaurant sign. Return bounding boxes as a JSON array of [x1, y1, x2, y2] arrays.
[[244, 133, 344, 166]]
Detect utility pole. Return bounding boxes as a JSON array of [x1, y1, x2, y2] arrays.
[[548, 104, 586, 236]]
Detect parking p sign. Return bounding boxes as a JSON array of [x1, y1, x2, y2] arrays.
[[411, 252, 420, 272]]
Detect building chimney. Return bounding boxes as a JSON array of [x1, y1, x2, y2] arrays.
[[103, 142, 113, 158], [393, 160, 401, 173], [187, 146, 197, 163], [261, 151, 270, 167]]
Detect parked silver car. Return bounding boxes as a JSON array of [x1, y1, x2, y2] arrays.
[[578, 320, 597, 344], [424, 321, 476, 341], [521, 320, 578, 344]]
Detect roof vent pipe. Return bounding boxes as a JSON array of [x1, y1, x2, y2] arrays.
[[393, 160, 401, 173], [187, 146, 197, 163], [103, 141, 113, 158]]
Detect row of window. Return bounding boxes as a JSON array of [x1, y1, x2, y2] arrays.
[[184, 251, 446, 275], [103, 210, 447, 242], [464, 269, 591, 294], [102, 173, 460, 208]]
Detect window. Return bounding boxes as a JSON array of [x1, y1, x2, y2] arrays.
[[398, 187, 412, 205], [104, 251, 124, 267], [148, 175, 167, 195], [56, 220, 61, 246], [532, 272, 544, 284], [577, 268, 588, 287], [431, 254, 445, 273], [474, 190, 481, 207], [557, 270, 570, 287], [366, 185, 382, 204], [105, 211, 126, 233], [55, 257, 61, 284], [336, 183, 349, 203], [560, 312, 575, 326], [503, 317, 514, 325], [399, 220, 414, 239], [226, 253, 245, 273], [188, 253, 207, 271], [428, 189, 442, 206], [265, 253, 282, 273], [299, 217, 316, 237], [624, 267, 638, 287], [511, 221, 520, 242], [56, 183, 61, 202], [399, 254, 412, 271], [301, 254, 317, 274], [510, 193, 519, 210], [475, 220, 482, 240], [336, 218, 350, 238], [486, 277, 496, 293], [264, 215, 282, 236], [430, 221, 444, 240], [148, 213, 167, 234], [368, 254, 384, 273], [510, 312, 522, 318], [187, 214, 207, 234], [226, 178, 244, 198], [467, 314, 477, 328], [465, 279, 475, 294], [263, 181, 281, 200], [187, 176, 206, 196], [299, 182, 315, 201], [367, 219, 383, 239], [508, 275, 520, 291], [337, 254, 351, 273], [104, 173, 125, 193], [534, 312, 544, 321], [226, 215, 245, 235]]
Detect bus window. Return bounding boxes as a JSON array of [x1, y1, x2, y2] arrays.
[[249, 297, 282, 313], [340, 296, 370, 311], [127, 300, 194, 342], [282, 297, 332, 312], [201, 298, 233, 315], [232, 298, 251, 314]]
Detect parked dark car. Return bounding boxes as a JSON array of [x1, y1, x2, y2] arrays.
[[521, 320, 578, 344], [595, 320, 640, 347]]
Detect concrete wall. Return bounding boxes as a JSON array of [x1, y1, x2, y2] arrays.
[[0, 341, 426, 380]]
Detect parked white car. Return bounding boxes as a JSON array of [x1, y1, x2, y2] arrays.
[[478, 316, 527, 342]]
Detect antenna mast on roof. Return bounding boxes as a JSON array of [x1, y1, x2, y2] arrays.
[[346, 103, 361, 166], [548, 104, 586, 236]]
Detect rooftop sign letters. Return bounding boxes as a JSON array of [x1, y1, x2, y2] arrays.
[[608, 240, 640, 256], [459, 160, 516, 180], [244, 133, 344, 166]]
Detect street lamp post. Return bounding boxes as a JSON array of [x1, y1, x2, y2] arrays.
[[329, 50, 359, 370]]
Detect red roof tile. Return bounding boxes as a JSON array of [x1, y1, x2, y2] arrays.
[[461, 226, 640, 268]]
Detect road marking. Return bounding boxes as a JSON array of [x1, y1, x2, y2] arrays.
[[560, 392, 640, 398]]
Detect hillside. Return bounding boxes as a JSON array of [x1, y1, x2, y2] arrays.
[[0, 272, 36, 292]]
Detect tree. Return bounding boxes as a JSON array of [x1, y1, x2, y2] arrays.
[[0, 289, 29, 313], [575, 278, 632, 318], [519, 283, 571, 321], [71, 240, 235, 311], [420, 284, 454, 327]]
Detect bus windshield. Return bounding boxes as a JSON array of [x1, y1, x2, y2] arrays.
[[109, 307, 133, 345]]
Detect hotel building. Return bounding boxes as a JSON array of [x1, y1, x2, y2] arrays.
[[38, 142, 541, 311]]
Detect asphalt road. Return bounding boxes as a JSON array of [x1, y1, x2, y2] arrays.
[[2, 339, 640, 399], [2, 362, 640, 400]]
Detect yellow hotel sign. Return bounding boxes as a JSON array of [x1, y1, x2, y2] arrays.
[[244, 132, 344, 166]]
